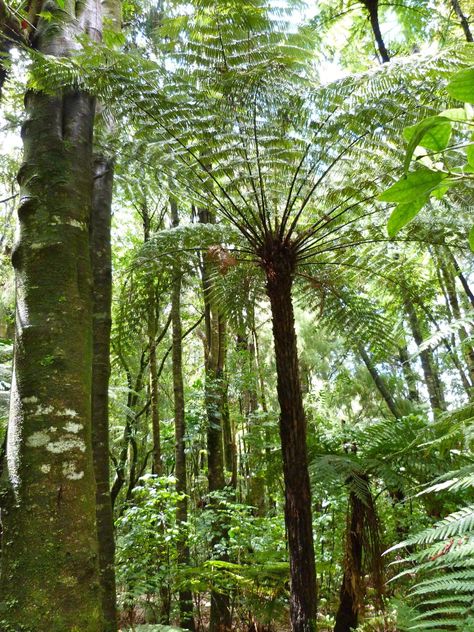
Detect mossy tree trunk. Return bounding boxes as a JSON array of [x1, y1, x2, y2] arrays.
[[91, 155, 117, 632], [263, 242, 317, 632], [0, 3, 103, 629]]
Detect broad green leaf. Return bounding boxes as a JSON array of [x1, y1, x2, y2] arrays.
[[403, 116, 452, 171], [439, 107, 468, 122], [469, 225, 474, 252], [379, 169, 443, 204], [447, 68, 474, 103], [431, 183, 451, 199], [387, 198, 427, 238]]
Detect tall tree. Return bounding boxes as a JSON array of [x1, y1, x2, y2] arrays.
[[199, 207, 233, 632], [0, 1, 103, 628], [171, 197, 195, 631], [91, 154, 117, 632]]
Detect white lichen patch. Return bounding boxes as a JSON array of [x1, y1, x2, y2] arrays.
[[51, 216, 86, 231], [58, 409, 79, 418], [62, 461, 84, 480], [64, 422, 82, 434], [34, 404, 54, 416], [46, 437, 86, 453], [49, 426, 58, 433], [26, 431, 50, 448], [40, 464, 51, 474], [22, 395, 38, 404]]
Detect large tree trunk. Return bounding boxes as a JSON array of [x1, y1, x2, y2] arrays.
[[265, 249, 317, 632], [91, 155, 117, 632], [171, 198, 195, 631], [0, 3, 102, 628]]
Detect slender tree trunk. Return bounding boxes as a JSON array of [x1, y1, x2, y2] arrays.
[[110, 352, 147, 508], [265, 250, 317, 632], [334, 477, 384, 632], [333, 492, 363, 632], [141, 202, 163, 476], [357, 344, 401, 417], [449, 0, 473, 41], [439, 256, 474, 392], [398, 345, 420, 403], [200, 210, 232, 632], [0, 1, 23, 99], [362, 0, 390, 62], [404, 296, 446, 414], [222, 375, 237, 488], [91, 155, 117, 631], [448, 250, 474, 309], [171, 198, 195, 631], [0, 4, 102, 628], [149, 324, 162, 475]]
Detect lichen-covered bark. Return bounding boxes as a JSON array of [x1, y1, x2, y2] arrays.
[[266, 254, 317, 632], [0, 3, 102, 630], [91, 155, 117, 632]]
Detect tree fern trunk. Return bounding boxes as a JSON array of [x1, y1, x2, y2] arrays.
[[265, 255, 317, 632], [0, 3, 102, 627], [91, 155, 117, 631]]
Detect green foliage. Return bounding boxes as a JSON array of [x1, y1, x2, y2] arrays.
[[116, 476, 186, 612], [380, 55, 474, 247], [387, 409, 474, 631]]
